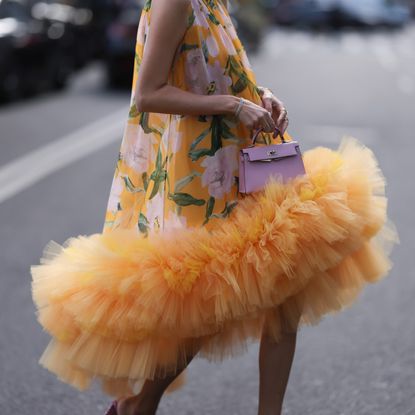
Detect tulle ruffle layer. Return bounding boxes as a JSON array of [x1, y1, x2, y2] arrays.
[[30, 136, 399, 398]]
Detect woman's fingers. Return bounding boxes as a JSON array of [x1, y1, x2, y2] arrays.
[[238, 98, 276, 133], [279, 117, 289, 136], [272, 99, 289, 135], [261, 95, 273, 115]]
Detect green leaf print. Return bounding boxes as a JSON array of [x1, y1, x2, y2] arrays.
[[232, 78, 248, 94], [226, 56, 257, 95], [139, 112, 163, 136], [210, 115, 223, 152], [205, 0, 218, 9], [168, 192, 206, 207], [188, 116, 223, 161], [129, 103, 140, 119], [142, 172, 149, 191], [174, 171, 202, 193], [148, 145, 168, 199], [201, 40, 209, 63], [187, 9, 195, 28], [203, 196, 215, 225], [189, 127, 211, 152], [180, 43, 198, 53], [210, 201, 238, 220], [143, 0, 151, 11], [198, 115, 208, 122], [221, 118, 237, 140], [138, 212, 149, 235], [123, 175, 145, 193], [207, 12, 220, 25], [188, 148, 214, 161]]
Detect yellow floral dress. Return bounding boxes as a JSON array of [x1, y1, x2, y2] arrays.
[[102, 0, 292, 234], [30, 0, 399, 400]]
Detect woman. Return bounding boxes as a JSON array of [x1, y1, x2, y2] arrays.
[[30, 0, 399, 414]]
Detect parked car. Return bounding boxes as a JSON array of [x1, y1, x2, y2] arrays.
[[0, 0, 70, 101], [272, 0, 334, 29], [271, 0, 411, 30], [104, 0, 143, 88], [331, 0, 412, 29], [31, 0, 97, 69]]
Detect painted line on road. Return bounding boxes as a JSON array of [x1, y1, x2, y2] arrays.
[[0, 106, 128, 205]]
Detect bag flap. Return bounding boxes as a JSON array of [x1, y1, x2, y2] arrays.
[[241, 141, 300, 162]]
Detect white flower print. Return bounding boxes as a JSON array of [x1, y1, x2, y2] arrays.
[[107, 174, 124, 212], [217, 24, 237, 55], [201, 145, 238, 199], [145, 192, 164, 231], [184, 48, 209, 94], [205, 35, 219, 57], [192, 0, 209, 28], [185, 48, 233, 95], [171, 130, 183, 153], [162, 120, 183, 154], [206, 60, 232, 94], [226, 21, 238, 41], [121, 123, 156, 173], [219, 5, 239, 41]]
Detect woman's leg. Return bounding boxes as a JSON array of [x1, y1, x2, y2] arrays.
[[257, 305, 301, 415], [118, 339, 202, 415]]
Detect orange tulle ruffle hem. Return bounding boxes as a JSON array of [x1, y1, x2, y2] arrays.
[[30, 136, 399, 398]]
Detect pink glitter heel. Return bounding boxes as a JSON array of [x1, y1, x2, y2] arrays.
[[104, 400, 118, 415]]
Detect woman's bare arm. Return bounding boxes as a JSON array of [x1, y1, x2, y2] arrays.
[[134, 0, 239, 116]]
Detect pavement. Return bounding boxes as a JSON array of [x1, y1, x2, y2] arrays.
[[0, 23, 414, 415]]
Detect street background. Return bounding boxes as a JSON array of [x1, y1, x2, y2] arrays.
[[0, 0, 413, 414]]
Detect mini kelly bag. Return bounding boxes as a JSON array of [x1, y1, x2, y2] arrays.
[[239, 127, 307, 194]]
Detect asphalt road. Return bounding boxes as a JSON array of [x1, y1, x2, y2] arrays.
[[0, 24, 414, 415]]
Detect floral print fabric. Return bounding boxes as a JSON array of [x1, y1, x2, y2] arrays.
[[102, 0, 292, 234]]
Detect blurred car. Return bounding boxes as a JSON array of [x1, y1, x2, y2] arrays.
[[331, 0, 412, 29], [104, 0, 143, 88], [272, 0, 334, 29], [31, 0, 96, 69], [0, 0, 70, 101], [0, 0, 104, 101], [271, 0, 411, 29]]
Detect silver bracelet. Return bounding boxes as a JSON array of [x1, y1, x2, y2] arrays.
[[234, 97, 244, 120]]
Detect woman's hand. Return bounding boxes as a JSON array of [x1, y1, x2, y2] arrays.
[[236, 98, 277, 133], [257, 86, 289, 137]]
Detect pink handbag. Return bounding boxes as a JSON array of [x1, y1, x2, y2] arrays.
[[238, 127, 307, 194]]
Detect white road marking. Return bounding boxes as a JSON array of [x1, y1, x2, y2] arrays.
[[0, 106, 128, 204]]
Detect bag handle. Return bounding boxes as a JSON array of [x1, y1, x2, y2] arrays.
[[252, 127, 286, 145]]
